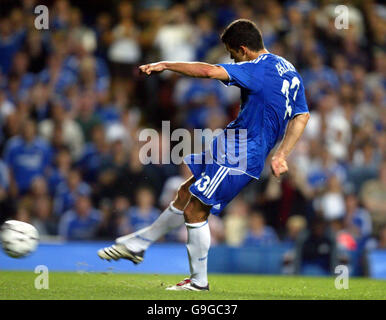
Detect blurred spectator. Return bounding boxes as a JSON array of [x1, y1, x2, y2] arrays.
[[75, 91, 102, 142], [24, 30, 48, 74], [319, 175, 345, 221], [51, 0, 71, 30], [360, 161, 386, 235], [58, 194, 101, 240], [154, 4, 197, 63], [9, 51, 35, 99], [223, 197, 249, 247], [108, 1, 140, 76], [29, 83, 50, 121], [127, 186, 161, 232], [194, 13, 219, 60], [0, 17, 25, 75], [68, 7, 97, 55], [294, 217, 338, 275], [243, 210, 279, 246], [330, 218, 357, 265], [78, 56, 109, 99], [110, 143, 166, 202], [38, 53, 77, 95], [283, 215, 307, 245], [31, 196, 56, 236], [3, 119, 52, 195], [348, 140, 379, 193], [19, 176, 49, 213], [78, 124, 111, 184], [302, 54, 339, 103], [343, 193, 372, 240], [94, 12, 113, 61], [281, 215, 307, 274], [112, 195, 131, 237], [39, 101, 84, 160], [53, 168, 91, 216], [46, 147, 72, 196]]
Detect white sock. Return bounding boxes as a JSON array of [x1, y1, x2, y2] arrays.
[[116, 202, 185, 251], [186, 220, 211, 287]]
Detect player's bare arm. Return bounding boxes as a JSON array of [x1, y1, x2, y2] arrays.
[[139, 61, 229, 81], [271, 112, 310, 178]]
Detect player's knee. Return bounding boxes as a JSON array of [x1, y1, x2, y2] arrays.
[[184, 197, 210, 223]]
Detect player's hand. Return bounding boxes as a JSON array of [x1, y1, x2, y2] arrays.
[[139, 62, 166, 75], [271, 154, 288, 178]]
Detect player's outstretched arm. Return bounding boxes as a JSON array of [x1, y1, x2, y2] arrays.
[[139, 61, 229, 81], [271, 113, 310, 178]]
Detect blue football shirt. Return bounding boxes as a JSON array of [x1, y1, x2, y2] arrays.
[[211, 53, 309, 178], [3, 136, 53, 193]]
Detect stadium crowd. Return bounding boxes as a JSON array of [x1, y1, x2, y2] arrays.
[[0, 0, 385, 274]]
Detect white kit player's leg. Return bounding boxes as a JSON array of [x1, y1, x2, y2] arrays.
[[98, 202, 184, 263]]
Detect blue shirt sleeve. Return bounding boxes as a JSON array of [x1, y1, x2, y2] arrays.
[[292, 80, 309, 118], [216, 62, 264, 91]]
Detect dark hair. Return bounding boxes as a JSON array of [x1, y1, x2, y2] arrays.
[[220, 19, 264, 52]]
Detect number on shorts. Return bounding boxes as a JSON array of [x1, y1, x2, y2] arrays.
[[195, 175, 211, 192]]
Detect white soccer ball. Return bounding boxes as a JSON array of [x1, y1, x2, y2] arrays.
[[0, 220, 39, 258]]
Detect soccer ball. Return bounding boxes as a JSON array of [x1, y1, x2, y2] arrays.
[[0, 220, 39, 258]]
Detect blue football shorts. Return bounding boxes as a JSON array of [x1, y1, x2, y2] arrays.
[[183, 152, 254, 215]]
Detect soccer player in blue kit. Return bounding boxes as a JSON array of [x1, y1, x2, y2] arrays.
[[98, 19, 310, 291]]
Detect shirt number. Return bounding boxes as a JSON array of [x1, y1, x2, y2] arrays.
[[281, 76, 300, 120]]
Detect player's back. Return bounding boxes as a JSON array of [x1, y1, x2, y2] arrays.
[[216, 52, 309, 179], [261, 53, 308, 151]]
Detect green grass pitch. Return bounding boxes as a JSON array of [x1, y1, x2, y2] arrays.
[[0, 271, 385, 300]]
